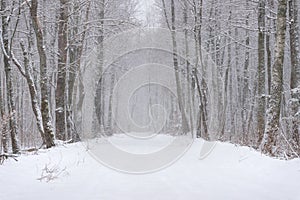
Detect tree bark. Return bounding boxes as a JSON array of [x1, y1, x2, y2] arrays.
[[30, 0, 55, 148], [257, 0, 266, 145], [242, 0, 250, 143], [0, 72, 8, 153], [1, 0, 20, 154], [20, 42, 45, 144], [68, 0, 90, 142], [170, 0, 189, 134], [266, 0, 275, 95], [55, 0, 69, 141], [261, 0, 288, 156], [288, 0, 300, 150], [193, 0, 209, 139], [184, 0, 194, 136], [93, 0, 105, 136], [220, 7, 232, 139], [107, 71, 115, 134]]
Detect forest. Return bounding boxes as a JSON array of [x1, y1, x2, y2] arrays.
[[0, 0, 299, 159], [1, 0, 300, 199]]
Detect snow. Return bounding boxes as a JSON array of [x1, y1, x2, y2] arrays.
[[291, 86, 300, 95], [1, 134, 300, 200]]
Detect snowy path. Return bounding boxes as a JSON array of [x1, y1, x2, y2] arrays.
[[1, 135, 300, 200]]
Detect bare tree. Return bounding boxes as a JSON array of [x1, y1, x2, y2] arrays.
[[257, 0, 266, 145], [183, 0, 194, 136], [55, 0, 69, 141], [0, 72, 8, 153], [1, 0, 20, 154], [266, 0, 275, 95], [170, 0, 189, 133], [19, 42, 46, 145], [288, 0, 300, 151], [68, 0, 91, 142], [261, 0, 288, 156], [29, 0, 55, 148], [192, 0, 209, 140]]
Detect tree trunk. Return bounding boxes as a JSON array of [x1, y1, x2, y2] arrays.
[[68, 1, 90, 142], [0, 73, 8, 153], [1, 0, 20, 154], [242, 0, 250, 143], [261, 0, 288, 156], [220, 7, 232, 139], [55, 0, 69, 141], [194, 0, 209, 140], [288, 0, 300, 150], [30, 0, 55, 148], [93, 0, 105, 136], [184, 0, 194, 136], [107, 71, 115, 134], [20, 42, 45, 144], [266, 0, 274, 95], [170, 0, 189, 134], [257, 0, 266, 145]]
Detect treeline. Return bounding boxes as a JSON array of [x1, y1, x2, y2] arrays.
[[0, 0, 137, 153], [0, 0, 299, 158], [154, 0, 300, 157]]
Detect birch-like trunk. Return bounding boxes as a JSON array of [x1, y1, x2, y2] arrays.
[[20, 42, 45, 143]]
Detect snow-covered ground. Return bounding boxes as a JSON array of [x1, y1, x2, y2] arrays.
[[1, 134, 300, 200]]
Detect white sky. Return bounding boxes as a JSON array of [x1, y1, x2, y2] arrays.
[[135, 0, 158, 26]]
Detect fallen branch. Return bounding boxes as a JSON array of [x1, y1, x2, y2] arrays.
[[0, 153, 18, 164]]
